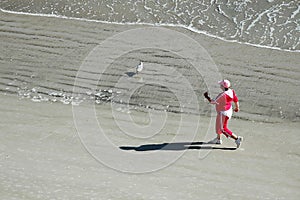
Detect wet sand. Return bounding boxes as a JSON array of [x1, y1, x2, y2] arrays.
[[1, 10, 299, 122], [1, 10, 300, 199]]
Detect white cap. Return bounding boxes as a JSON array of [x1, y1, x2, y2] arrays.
[[218, 79, 231, 88]]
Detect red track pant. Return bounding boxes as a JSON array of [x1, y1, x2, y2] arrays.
[[215, 113, 233, 137]]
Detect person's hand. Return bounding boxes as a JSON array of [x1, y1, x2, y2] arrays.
[[203, 91, 209, 98], [234, 107, 239, 112], [203, 92, 211, 102]]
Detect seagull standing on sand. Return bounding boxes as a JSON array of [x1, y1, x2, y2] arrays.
[[136, 62, 143, 74]]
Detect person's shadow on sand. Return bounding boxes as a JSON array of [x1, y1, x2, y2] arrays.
[[120, 142, 237, 151]]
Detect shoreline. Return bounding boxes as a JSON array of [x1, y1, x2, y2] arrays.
[[1, 8, 299, 53]]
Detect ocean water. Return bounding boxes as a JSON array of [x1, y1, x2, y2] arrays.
[[0, 0, 299, 51], [0, 0, 300, 122]]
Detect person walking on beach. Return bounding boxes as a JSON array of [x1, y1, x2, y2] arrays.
[[204, 79, 243, 148]]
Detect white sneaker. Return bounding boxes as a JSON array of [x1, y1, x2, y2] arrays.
[[208, 137, 222, 145], [235, 136, 243, 148]]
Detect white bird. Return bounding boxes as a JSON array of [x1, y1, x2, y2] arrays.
[[136, 61, 143, 74]]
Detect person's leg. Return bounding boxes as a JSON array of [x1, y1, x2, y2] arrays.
[[221, 115, 243, 148], [208, 113, 223, 144], [223, 116, 244, 148], [222, 116, 238, 140], [215, 113, 222, 140]]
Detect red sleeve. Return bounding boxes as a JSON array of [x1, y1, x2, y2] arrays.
[[232, 89, 238, 102]]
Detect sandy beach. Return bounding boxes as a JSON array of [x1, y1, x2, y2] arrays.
[[1, 9, 300, 200], [1, 92, 300, 199]]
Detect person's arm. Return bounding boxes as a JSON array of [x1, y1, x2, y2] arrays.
[[234, 101, 239, 112], [232, 89, 239, 112]]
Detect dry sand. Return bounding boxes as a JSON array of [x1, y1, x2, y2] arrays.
[[1, 94, 300, 199], [0, 10, 300, 200]]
